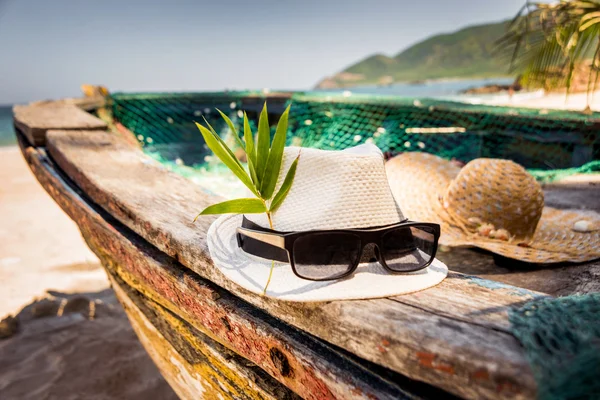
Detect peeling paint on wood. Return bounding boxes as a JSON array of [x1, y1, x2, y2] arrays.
[[30, 128, 543, 400], [111, 275, 291, 400], [465, 276, 546, 298], [18, 136, 435, 400], [416, 352, 455, 375]]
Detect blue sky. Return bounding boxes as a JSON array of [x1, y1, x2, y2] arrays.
[[0, 0, 530, 104]]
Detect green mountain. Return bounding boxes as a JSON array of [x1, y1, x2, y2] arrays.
[[316, 21, 512, 88]]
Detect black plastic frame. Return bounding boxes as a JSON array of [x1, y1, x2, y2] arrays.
[[236, 217, 441, 281]]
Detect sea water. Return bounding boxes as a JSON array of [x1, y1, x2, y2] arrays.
[[317, 77, 515, 100], [0, 106, 15, 147]]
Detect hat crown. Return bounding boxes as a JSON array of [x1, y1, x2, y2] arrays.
[[443, 159, 544, 240], [247, 144, 404, 231]]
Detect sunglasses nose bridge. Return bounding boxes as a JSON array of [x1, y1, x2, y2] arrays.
[[363, 229, 381, 245], [356, 229, 385, 263], [358, 242, 383, 263], [373, 243, 382, 258], [372, 243, 387, 266]]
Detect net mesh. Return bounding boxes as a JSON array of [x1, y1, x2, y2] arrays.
[[109, 91, 600, 180], [510, 294, 600, 400], [109, 91, 600, 397]]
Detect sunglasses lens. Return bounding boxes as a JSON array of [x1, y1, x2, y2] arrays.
[[292, 233, 360, 280], [381, 225, 437, 272]]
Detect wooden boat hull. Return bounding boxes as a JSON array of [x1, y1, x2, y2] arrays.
[[16, 132, 429, 400], [12, 98, 600, 399], [110, 274, 295, 400], [17, 139, 298, 399]]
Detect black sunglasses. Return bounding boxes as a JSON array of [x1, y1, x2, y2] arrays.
[[236, 217, 440, 281]]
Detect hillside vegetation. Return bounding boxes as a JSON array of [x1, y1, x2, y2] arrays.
[[317, 21, 511, 88]]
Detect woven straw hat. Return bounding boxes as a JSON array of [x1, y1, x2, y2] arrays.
[[386, 152, 600, 263], [207, 144, 448, 302]]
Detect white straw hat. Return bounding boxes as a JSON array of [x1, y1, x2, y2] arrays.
[[207, 144, 448, 302]]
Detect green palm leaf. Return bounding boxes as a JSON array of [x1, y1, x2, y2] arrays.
[[243, 112, 256, 165], [195, 122, 257, 196], [260, 104, 290, 200], [497, 0, 600, 103], [243, 113, 258, 186], [247, 154, 259, 186], [193, 102, 300, 294], [216, 109, 245, 150], [201, 116, 244, 170], [194, 198, 266, 220], [269, 152, 300, 213], [255, 103, 270, 183]]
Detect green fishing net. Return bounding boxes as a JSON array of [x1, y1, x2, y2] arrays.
[[529, 160, 600, 183], [510, 294, 600, 400], [109, 91, 600, 398], [109, 91, 600, 181]]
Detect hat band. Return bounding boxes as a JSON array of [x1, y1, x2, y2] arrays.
[[437, 194, 533, 244]]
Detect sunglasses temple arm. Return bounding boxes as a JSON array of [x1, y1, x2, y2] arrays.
[[236, 228, 286, 250]]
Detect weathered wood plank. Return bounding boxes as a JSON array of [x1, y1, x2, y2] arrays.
[[542, 182, 600, 212], [20, 137, 444, 400], [28, 96, 107, 112], [110, 274, 299, 400], [437, 247, 600, 297], [390, 272, 546, 332], [13, 104, 107, 146], [42, 129, 538, 399]]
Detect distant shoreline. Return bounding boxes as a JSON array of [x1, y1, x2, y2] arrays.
[[408, 75, 513, 85], [315, 75, 514, 90]]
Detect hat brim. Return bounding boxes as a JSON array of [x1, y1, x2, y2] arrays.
[[386, 153, 600, 264], [442, 207, 600, 263], [207, 214, 448, 302]]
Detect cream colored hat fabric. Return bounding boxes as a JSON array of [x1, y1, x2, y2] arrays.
[[206, 144, 448, 302], [386, 152, 600, 263], [246, 144, 404, 231]]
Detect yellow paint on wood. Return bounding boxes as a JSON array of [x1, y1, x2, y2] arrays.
[[110, 276, 273, 400]]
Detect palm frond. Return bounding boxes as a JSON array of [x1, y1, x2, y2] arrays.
[[194, 103, 299, 294], [497, 0, 600, 101]]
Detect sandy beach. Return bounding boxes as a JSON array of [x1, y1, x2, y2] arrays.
[[0, 146, 176, 399], [476, 89, 600, 111], [0, 147, 105, 317]]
